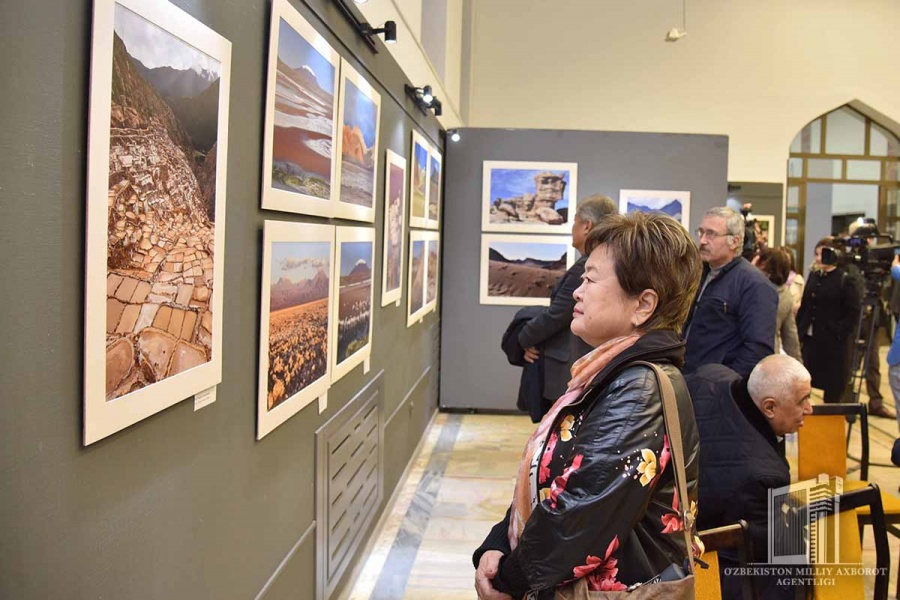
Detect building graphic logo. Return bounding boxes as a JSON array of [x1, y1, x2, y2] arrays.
[[768, 474, 843, 565]]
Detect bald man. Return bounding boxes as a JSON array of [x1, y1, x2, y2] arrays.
[[686, 355, 812, 600]]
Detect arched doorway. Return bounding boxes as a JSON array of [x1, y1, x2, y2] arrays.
[[785, 104, 900, 272]]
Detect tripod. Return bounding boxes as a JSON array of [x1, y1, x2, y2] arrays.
[[849, 293, 881, 404]]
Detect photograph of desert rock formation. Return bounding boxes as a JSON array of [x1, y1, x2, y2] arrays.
[[336, 241, 373, 363], [488, 167, 571, 226], [487, 241, 567, 299], [338, 77, 378, 208], [105, 4, 221, 401], [266, 242, 331, 410], [270, 17, 336, 201]]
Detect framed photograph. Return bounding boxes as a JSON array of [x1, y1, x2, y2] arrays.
[[426, 148, 441, 230], [479, 234, 575, 306], [261, 0, 341, 217], [334, 59, 380, 222], [482, 161, 577, 234], [618, 189, 691, 228], [381, 149, 406, 307], [258, 221, 334, 439], [754, 214, 775, 247], [330, 227, 375, 382], [84, 0, 231, 445], [424, 233, 440, 314], [407, 230, 430, 326], [409, 130, 430, 229]]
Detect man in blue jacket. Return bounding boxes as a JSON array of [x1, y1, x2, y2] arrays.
[[683, 206, 778, 377]]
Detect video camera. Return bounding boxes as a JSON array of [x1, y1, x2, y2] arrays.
[[830, 224, 900, 295], [739, 204, 757, 260]]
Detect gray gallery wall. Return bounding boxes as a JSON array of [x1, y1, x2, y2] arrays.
[[440, 128, 729, 411], [0, 1, 442, 599]]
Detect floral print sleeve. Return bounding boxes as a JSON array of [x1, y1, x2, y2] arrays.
[[500, 369, 675, 595]]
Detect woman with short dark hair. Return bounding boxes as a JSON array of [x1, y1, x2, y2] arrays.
[[473, 212, 702, 599]]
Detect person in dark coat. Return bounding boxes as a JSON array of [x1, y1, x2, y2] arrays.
[[683, 207, 778, 378], [474, 213, 702, 600], [796, 238, 862, 403], [687, 355, 812, 600], [517, 195, 618, 409]]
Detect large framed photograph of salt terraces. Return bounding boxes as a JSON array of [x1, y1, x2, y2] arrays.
[[84, 0, 231, 445], [482, 161, 577, 234], [258, 221, 335, 439], [261, 0, 341, 217]]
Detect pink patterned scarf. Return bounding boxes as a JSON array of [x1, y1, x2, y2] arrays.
[[508, 333, 642, 549]]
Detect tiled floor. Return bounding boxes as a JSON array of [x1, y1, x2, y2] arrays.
[[345, 352, 900, 599]]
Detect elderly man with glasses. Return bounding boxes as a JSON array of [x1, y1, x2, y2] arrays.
[[682, 207, 778, 377]]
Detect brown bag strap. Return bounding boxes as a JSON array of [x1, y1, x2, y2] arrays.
[[634, 361, 695, 575]]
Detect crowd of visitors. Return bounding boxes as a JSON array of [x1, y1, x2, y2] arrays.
[[477, 201, 899, 600]]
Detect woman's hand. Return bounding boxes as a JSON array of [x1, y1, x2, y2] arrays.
[[475, 550, 513, 600], [524, 347, 540, 363]]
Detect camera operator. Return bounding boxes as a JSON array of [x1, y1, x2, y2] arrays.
[[796, 238, 862, 403], [740, 203, 759, 261], [838, 221, 896, 417]]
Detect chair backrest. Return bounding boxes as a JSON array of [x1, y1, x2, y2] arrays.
[[697, 521, 756, 600], [796, 403, 868, 481], [813, 483, 889, 600]]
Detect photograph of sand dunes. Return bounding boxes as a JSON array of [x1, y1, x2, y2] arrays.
[[331, 227, 375, 381], [482, 161, 578, 234], [84, 0, 231, 445], [261, 0, 340, 217], [409, 130, 430, 228], [381, 150, 406, 306], [407, 231, 428, 326], [334, 60, 380, 222], [618, 189, 690, 228], [479, 234, 575, 306], [257, 221, 334, 439]]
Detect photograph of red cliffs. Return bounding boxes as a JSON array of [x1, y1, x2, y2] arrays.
[[487, 241, 567, 299], [105, 4, 221, 401], [339, 78, 378, 207]]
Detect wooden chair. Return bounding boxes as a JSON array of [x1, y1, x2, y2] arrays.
[[696, 520, 757, 600], [797, 404, 900, 597], [811, 483, 890, 600]]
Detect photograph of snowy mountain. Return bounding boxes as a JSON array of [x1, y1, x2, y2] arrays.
[[262, 0, 340, 215], [618, 189, 691, 228]]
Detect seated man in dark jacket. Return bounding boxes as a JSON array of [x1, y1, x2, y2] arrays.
[[686, 354, 811, 600]]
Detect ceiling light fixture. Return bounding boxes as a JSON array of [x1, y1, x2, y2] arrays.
[[361, 20, 397, 44], [332, 0, 396, 53], [448, 129, 461, 142], [665, 0, 687, 42]]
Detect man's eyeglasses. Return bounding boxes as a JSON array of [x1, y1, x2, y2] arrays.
[[694, 228, 731, 241]]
